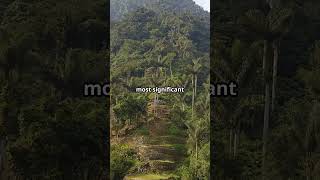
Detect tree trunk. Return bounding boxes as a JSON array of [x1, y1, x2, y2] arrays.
[[191, 75, 195, 120], [195, 134, 198, 160], [233, 124, 240, 158], [195, 75, 197, 96], [170, 61, 173, 78], [233, 132, 237, 158], [263, 40, 267, 74], [262, 40, 272, 180], [229, 129, 233, 156], [271, 41, 279, 113], [305, 152, 311, 180], [262, 80, 271, 180]]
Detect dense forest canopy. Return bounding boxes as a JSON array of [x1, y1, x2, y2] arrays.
[[213, 0, 320, 179], [0, 0, 108, 179]]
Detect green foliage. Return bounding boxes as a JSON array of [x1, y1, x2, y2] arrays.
[[113, 94, 147, 123], [0, 0, 108, 179], [110, 144, 138, 180], [136, 126, 150, 136], [178, 143, 209, 180], [110, 1, 210, 179], [168, 124, 184, 136], [173, 144, 187, 154], [214, 1, 320, 179]]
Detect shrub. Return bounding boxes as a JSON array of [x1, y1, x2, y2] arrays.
[[168, 124, 183, 136], [136, 126, 150, 136], [110, 144, 138, 180]]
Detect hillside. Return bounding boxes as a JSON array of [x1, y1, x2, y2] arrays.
[[110, 1, 210, 179]]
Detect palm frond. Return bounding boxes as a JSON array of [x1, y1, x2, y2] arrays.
[[267, 8, 293, 36]]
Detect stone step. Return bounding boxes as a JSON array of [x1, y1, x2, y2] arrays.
[[139, 145, 179, 155], [124, 174, 178, 180], [145, 136, 186, 145], [141, 148, 182, 161], [149, 160, 177, 172]]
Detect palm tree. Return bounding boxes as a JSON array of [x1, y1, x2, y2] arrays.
[[187, 58, 202, 120], [186, 90, 210, 179], [270, 7, 293, 112], [169, 75, 189, 111], [262, 40, 272, 177], [162, 52, 177, 78], [240, 7, 293, 178], [213, 38, 262, 157], [271, 40, 279, 112], [186, 116, 208, 160]]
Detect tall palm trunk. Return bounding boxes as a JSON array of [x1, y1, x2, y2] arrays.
[[271, 40, 279, 113], [195, 134, 198, 160], [233, 132, 238, 158], [191, 74, 195, 120], [262, 40, 271, 180], [229, 129, 233, 155], [170, 61, 173, 78], [195, 75, 197, 96], [182, 103, 185, 111], [233, 123, 240, 158], [191, 73, 198, 120], [262, 82, 270, 175]]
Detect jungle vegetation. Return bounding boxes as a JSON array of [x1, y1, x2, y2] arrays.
[[0, 0, 109, 179], [110, 0, 210, 179], [212, 0, 320, 179]]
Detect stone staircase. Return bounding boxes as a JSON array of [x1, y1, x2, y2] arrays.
[[135, 124, 186, 173], [124, 99, 187, 179], [124, 174, 177, 180]]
